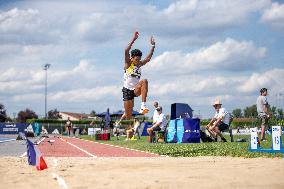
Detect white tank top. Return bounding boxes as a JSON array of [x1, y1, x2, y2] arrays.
[[123, 62, 141, 90]]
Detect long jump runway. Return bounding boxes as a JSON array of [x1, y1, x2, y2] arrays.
[[37, 137, 160, 158]]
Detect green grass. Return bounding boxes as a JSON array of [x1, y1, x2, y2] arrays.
[[80, 135, 284, 158]]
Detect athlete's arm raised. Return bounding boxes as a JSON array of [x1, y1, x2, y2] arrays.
[[125, 31, 139, 69], [141, 36, 155, 66]]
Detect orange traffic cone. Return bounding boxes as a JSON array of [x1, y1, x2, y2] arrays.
[[36, 156, 48, 171]]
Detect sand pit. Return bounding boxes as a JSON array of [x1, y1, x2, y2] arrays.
[[1, 156, 284, 189]]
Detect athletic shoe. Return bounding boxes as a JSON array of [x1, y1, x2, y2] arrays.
[[139, 105, 149, 114], [221, 137, 227, 142]]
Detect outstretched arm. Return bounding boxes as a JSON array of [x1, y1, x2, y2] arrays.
[[141, 36, 155, 65], [125, 31, 139, 69]]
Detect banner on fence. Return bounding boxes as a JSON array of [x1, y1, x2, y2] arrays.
[[0, 123, 29, 134], [272, 126, 281, 150]]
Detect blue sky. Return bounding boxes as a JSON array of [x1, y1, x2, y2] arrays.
[[0, 0, 284, 118]]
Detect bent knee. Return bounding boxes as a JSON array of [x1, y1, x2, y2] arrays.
[[141, 79, 148, 84]]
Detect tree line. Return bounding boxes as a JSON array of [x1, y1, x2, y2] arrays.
[[0, 103, 97, 123], [232, 104, 283, 119], [1, 102, 283, 123]]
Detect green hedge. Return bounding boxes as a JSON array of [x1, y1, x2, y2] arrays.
[[200, 118, 284, 129], [28, 118, 283, 130], [26, 118, 153, 127]]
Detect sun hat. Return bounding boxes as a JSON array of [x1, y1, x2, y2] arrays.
[[212, 99, 222, 106]]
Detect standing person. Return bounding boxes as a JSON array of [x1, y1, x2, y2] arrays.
[[256, 88, 271, 141], [147, 106, 167, 142], [65, 117, 73, 137], [133, 118, 141, 139], [153, 101, 159, 125], [206, 100, 230, 142], [118, 31, 156, 124]]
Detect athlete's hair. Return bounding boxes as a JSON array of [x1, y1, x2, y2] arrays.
[[156, 106, 162, 112], [131, 49, 142, 57], [260, 88, 267, 94], [154, 101, 159, 107]]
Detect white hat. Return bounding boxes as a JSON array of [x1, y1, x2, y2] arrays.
[[212, 99, 222, 106]]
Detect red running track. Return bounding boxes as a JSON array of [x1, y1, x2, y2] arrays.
[[37, 137, 160, 157]]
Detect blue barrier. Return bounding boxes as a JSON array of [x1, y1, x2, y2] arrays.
[[167, 118, 200, 143], [0, 123, 29, 134], [141, 122, 152, 136], [167, 120, 177, 143]]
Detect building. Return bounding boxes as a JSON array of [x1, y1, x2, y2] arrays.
[[59, 112, 90, 121]]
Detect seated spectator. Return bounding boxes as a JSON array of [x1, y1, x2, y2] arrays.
[[206, 100, 230, 142], [133, 118, 141, 139], [41, 126, 48, 135], [114, 120, 121, 140], [125, 125, 135, 141], [147, 106, 167, 142]]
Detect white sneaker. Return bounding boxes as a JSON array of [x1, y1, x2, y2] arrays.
[[139, 105, 149, 114]]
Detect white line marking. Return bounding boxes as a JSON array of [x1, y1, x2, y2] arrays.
[[20, 151, 27, 157], [36, 137, 46, 145], [0, 138, 16, 143], [52, 173, 68, 189], [59, 138, 97, 158]]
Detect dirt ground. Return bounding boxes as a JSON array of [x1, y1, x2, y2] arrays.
[[1, 156, 284, 189]]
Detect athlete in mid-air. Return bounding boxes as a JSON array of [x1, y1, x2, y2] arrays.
[[118, 31, 156, 123]]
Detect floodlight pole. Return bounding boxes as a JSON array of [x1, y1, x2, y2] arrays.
[[43, 64, 51, 119]]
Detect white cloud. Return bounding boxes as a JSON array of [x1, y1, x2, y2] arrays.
[[0, 0, 283, 118], [0, 60, 100, 94], [261, 2, 284, 30], [151, 67, 284, 99], [160, 0, 270, 33], [238, 68, 284, 94], [0, 0, 270, 46], [50, 85, 120, 102], [0, 8, 40, 33], [144, 38, 266, 75], [164, 0, 198, 14], [12, 93, 43, 102]]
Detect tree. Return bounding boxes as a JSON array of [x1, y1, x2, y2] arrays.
[[269, 106, 277, 117], [17, 108, 38, 123], [232, 108, 242, 118], [48, 108, 62, 119], [0, 103, 7, 122], [276, 108, 283, 119], [90, 110, 96, 117], [243, 104, 258, 118]]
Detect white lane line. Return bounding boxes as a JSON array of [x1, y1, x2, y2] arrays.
[[52, 159, 68, 189], [59, 138, 97, 158], [52, 173, 68, 189], [35, 137, 46, 145], [20, 151, 27, 157], [0, 138, 16, 143]]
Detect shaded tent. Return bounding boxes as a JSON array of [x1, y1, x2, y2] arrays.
[[171, 103, 193, 119], [96, 111, 112, 117], [112, 110, 141, 116]]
